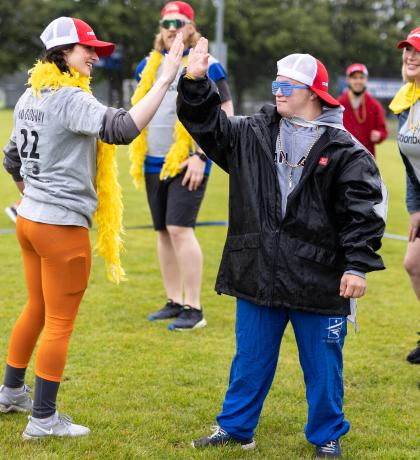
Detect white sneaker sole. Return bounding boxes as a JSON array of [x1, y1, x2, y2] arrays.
[[4, 207, 17, 223], [0, 403, 31, 414], [22, 429, 90, 440], [173, 318, 208, 331], [191, 438, 256, 450]]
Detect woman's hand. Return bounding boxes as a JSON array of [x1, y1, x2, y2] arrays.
[[186, 37, 210, 79], [160, 33, 184, 84], [180, 155, 206, 191]]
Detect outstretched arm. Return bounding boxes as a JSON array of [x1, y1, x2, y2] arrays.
[[177, 38, 241, 172], [128, 33, 184, 131]]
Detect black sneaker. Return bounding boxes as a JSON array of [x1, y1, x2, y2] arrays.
[[167, 305, 207, 331], [192, 425, 255, 450], [316, 439, 341, 458], [406, 333, 420, 364], [147, 299, 183, 321]]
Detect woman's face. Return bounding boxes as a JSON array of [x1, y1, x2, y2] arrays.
[[64, 44, 98, 77], [403, 45, 420, 83]]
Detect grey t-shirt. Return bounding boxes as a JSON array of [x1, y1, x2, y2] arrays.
[[398, 100, 420, 183], [13, 87, 107, 228]]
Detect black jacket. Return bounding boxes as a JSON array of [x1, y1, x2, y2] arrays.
[[177, 76, 386, 316]]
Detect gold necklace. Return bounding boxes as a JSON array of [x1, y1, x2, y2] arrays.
[[276, 118, 320, 189], [348, 92, 367, 124]]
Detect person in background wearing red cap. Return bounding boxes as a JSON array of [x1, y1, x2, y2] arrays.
[[177, 39, 386, 457], [1, 17, 184, 438], [337, 63, 388, 157], [389, 27, 420, 371], [129, 1, 233, 331]]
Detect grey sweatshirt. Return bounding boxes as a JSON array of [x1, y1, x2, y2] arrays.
[[3, 87, 139, 228]]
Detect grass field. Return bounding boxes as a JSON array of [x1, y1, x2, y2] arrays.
[[0, 108, 419, 460]]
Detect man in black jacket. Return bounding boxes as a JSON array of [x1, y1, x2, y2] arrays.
[[177, 39, 386, 458]]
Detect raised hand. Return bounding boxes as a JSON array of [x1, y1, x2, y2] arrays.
[[161, 33, 184, 84], [186, 37, 210, 79]]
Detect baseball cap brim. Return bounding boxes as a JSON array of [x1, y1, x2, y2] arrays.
[[397, 39, 420, 52], [80, 39, 115, 57], [311, 87, 340, 107]]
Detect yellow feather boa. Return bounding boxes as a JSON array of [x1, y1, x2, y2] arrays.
[[128, 51, 194, 188], [389, 82, 420, 115], [28, 61, 125, 283]]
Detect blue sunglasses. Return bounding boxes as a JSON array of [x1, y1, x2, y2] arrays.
[[272, 81, 309, 96]]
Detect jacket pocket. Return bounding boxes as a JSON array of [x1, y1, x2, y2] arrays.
[[294, 240, 338, 267], [226, 233, 260, 297]]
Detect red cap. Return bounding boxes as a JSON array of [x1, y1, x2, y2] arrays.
[[311, 59, 340, 107], [397, 27, 420, 52], [277, 54, 340, 107], [40, 17, 115, 57], [346, 63, 368, 77], [161, 1, 195, 21]]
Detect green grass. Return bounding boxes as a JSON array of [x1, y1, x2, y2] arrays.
[[0, 108, 419, 459]]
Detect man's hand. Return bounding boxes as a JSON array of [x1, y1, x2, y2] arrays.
[[408, 211, 420, 242], [180, 155, 206, 191], [340, 274, 366, 298], [160, 33, 184, 84], [186, 37, 210, 79], [370, 129, 381, 143]]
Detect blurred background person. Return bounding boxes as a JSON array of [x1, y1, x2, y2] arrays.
[[129, 1, 233, 331], [338, 63, 388, 158], [389, 28, 420, 367]]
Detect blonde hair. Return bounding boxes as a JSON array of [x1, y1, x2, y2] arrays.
[[153, 28, 201, 52]]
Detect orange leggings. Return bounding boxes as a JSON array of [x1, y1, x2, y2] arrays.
[[7, 216, 91, 382]]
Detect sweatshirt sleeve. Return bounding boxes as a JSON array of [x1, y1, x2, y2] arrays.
[[3, 130, 23, 182], [99, 108, 140, 145]]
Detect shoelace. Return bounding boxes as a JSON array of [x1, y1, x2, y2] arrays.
[[209, 425, 228, 440], [319, 440, 338, 453], [58, 413, 73, 426]]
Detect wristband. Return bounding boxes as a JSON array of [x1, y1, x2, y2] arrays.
[[194, 151, 208, 162]]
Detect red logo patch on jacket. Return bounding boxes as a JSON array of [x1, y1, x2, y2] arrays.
[[319, 157, 329, 166]]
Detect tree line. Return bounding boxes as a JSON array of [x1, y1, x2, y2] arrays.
[[0, 0, 418, 111]]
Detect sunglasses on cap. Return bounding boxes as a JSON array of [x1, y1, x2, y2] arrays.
[[159, 18, 191, 30], [272, 81, 310, 97]]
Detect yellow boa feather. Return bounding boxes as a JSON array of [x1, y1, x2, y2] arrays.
[[389, 82, 420, 115], [28, 61, 125, 283], [128, 51, 193, 188]]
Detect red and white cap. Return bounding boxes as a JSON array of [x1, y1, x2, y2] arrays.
[[397, 27, 420, 52], [40, 17, 115, 57], [276, 54, 340, 107], [161, 1, 195, 21], [346, 63, 368, 77]]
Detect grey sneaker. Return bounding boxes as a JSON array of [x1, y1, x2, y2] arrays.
[[192, 425, 256, 450], [22, 412, 90, 439], [0, 384, 32, 413]]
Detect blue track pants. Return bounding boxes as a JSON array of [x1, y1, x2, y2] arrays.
[[216, 298, 350, 445]]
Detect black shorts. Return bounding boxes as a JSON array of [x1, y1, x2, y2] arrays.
[[145, 172, 208, 230]]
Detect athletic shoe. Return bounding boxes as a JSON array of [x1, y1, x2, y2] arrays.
[[22, 412, 90, 439], [167, 305, 207, 331], [0, 384, 33, 413], [192, 425, 256, 450], [406, 333, 420, 364], [4, 203, 18, 223], [316, 439, 341, 458], [147, 299, 183, 321]]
